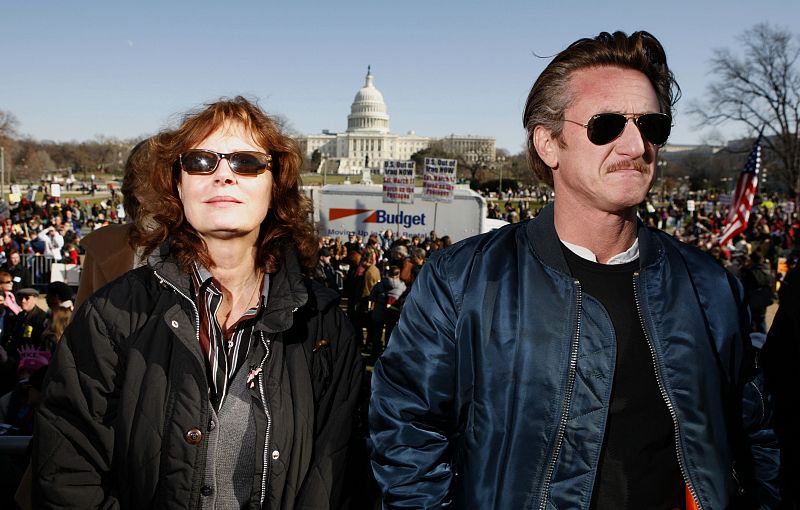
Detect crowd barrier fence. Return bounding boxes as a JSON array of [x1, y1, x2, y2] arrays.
[[18, 254, 80, 291]]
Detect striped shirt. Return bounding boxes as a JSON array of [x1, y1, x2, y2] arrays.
[[191, 263, 270, 412]]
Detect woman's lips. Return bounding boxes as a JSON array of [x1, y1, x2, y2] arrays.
[[205, 195, 241, 204]]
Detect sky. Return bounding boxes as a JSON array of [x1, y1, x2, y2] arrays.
[[2, 0, 798, 153]]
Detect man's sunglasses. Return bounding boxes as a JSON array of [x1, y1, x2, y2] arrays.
[[563, 112, 671, 146], [177, 150, 272, 176]]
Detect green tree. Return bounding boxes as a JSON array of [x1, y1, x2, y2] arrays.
[[410, 141, 468, 179], [691, 23, 800, 193]]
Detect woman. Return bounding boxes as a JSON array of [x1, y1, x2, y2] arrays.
[[33, 97, 361, 509], [365, 266, 406, 360], [39, 305, 72, 353]]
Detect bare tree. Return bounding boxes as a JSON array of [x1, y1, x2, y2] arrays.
[[0, 110, 19, 139], [691, 23, 800, 193], [15, 144, 56, 182]]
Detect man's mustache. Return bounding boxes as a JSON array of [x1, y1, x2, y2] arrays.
[[606, 159, 650, 173]]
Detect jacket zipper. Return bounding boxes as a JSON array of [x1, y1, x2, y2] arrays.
[[633, 272, 702, 510], [258, 332, 273, 506], [538, 280, 582, 510]]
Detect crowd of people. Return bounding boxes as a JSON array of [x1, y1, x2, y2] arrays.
[[312, 230, 448, 363]]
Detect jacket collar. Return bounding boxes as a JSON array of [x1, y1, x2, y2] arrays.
[[148, 241, 308, 333], [526, 202, 663, 273]]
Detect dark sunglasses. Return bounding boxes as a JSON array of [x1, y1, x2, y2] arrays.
[[564, 112, 671, 146], [177, 150, 272, 175]]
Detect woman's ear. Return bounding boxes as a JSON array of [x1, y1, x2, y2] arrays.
[[532, 125, 559, 169]]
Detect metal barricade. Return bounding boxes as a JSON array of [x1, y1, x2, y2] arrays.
[[20, 254, 53, 291], [19, 254, 80, 292]]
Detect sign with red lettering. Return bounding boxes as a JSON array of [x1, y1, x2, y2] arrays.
[[382, 160, 415, 204], [423, 158, 457, 203]]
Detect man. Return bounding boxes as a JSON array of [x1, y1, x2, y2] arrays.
[[313, 247, 340, 290], [398, 246, 425, 287], [387, 244, 409, 272], [37, 226, 64, 261], [2, 288, 46, 354], [369, 31, 780, 509], [380, 229, 395, 252], [74, 137, 151, 309], [344, 232, 362, 255], [1, 250, 32, 292], [762, 252, 800, 506], [740, 252, 775, 333]]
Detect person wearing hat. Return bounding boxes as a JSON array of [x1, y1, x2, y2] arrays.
[[313, 246, 339, 290], [2, 289, 46, 352], [0, 288, 46, 396]]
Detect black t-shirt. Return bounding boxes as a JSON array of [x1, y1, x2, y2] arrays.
[[562, 245, 684, 510]]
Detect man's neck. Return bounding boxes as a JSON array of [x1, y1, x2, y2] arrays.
[[554, 200, 638, 264]]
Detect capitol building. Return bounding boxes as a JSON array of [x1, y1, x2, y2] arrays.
[[295, 67, 496, 175]]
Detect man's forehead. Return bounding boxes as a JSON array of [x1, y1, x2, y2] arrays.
[[565, 66, 659, 113]]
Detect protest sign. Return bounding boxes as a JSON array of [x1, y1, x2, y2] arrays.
[[423, 158, 457, 203], [382, 160, 415, 204]]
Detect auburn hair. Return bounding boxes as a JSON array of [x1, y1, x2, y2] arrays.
[[522, 31, 681, 186], [130, 96, 318, 274]]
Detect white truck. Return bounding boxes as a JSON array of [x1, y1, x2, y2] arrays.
[[305, 184, 507, 242]]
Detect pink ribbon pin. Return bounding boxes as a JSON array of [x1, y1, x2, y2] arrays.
[[247, 367, 263, 389]]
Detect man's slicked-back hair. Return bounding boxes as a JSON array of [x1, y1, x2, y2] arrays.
[[522, 31, 681, 186], [131, 96, 318, 274]]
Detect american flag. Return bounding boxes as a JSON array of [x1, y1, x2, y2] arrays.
[[717, 135, 763, 246]]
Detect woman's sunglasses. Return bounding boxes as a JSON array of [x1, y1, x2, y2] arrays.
[[177, 150, 272, 175], [563, 112, 671, 147]]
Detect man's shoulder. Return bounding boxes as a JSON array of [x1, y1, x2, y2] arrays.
[[646, 228, 740, 297], [30, 306, 47, 323], [424, 221, 532, 282], [81, 223, 133, 252], [439, 221, 527, 262], [647, 227, 723, 269]]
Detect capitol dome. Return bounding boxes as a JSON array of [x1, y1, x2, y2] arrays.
[[347, 66, 390, 133]]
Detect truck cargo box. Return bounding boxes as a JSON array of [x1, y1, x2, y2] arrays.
[[306, 184, 506, 242]]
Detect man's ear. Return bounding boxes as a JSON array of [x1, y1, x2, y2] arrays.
[[532, 125, 559, 169]]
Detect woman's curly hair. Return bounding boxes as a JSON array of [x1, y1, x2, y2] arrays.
[[130, 96, 318, 274]]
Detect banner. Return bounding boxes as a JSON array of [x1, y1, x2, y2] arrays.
[[382, 160, 415, 204], [423, 157, 457, 203]]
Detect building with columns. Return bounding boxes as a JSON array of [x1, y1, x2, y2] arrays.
[[296, 67, 496, 175]]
